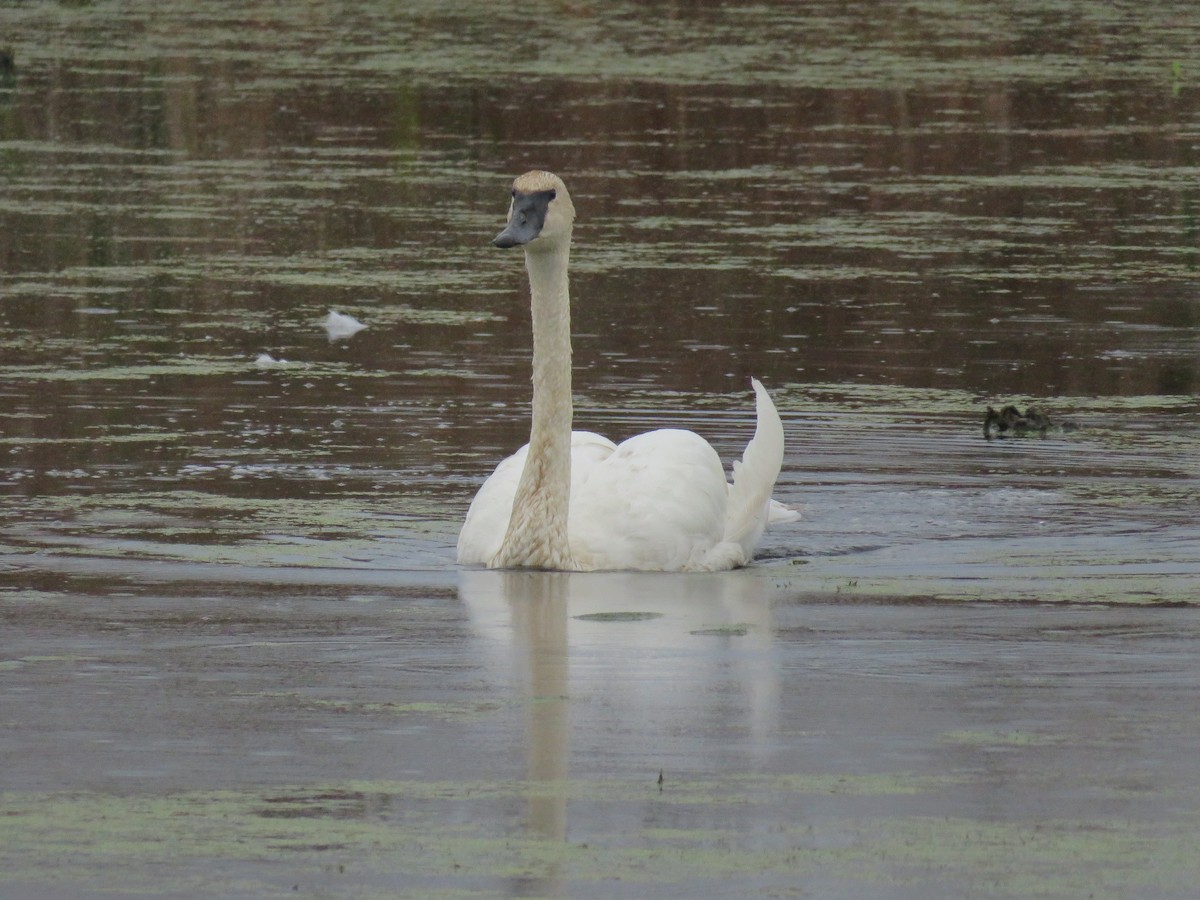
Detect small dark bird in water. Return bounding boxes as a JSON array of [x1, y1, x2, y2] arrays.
[[984, 404, 1074, 439]]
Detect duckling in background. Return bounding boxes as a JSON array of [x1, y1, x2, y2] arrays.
[[984, 404, 1075, 439]]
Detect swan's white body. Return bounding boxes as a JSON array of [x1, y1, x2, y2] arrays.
[[457, 171, 798, 572]]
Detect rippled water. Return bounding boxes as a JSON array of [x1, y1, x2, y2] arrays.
[[2, 1, 1199, 896]]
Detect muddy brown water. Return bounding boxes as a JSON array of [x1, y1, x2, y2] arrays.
[[2, 2, 1199, 897]]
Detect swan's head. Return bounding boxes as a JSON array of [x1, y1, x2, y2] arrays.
[[493, 171, 575, 252]]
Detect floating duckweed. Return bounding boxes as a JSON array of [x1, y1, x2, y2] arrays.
[[690, 623, 752, 636]]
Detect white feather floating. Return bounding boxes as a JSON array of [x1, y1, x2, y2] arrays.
[[324, 310, 367, 340]]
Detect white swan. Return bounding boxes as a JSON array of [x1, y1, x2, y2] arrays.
[[457, 170, 798, 572]]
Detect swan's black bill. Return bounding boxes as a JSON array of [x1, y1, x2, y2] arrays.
[[492, 188, 556, 248]]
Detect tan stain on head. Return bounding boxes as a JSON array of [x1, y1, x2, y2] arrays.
[[513, 170, 566, 194]]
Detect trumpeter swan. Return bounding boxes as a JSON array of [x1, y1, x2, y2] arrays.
[[457, 170, 798, 571]]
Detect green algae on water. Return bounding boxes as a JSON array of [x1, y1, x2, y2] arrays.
[[2, 775, 1197, 898], [573, 611, 665, 623]]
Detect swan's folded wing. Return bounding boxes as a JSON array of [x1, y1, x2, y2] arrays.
[[567, 431, 618, 492], [569, 429, 729, 571]]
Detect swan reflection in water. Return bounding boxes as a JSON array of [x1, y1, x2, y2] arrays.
[[458, 569, 782, 842]]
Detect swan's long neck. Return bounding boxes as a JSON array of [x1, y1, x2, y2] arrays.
[[491, 243, 575, 569]]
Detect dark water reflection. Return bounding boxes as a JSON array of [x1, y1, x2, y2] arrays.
[[2, 1, 1200, 895]]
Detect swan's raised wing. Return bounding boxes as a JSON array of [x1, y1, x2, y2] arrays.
[[723, 378, 795, 554]]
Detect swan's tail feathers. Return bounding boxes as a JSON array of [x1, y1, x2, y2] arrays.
[[769, 498, 802, 524], [724, 378, 795, 553]]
